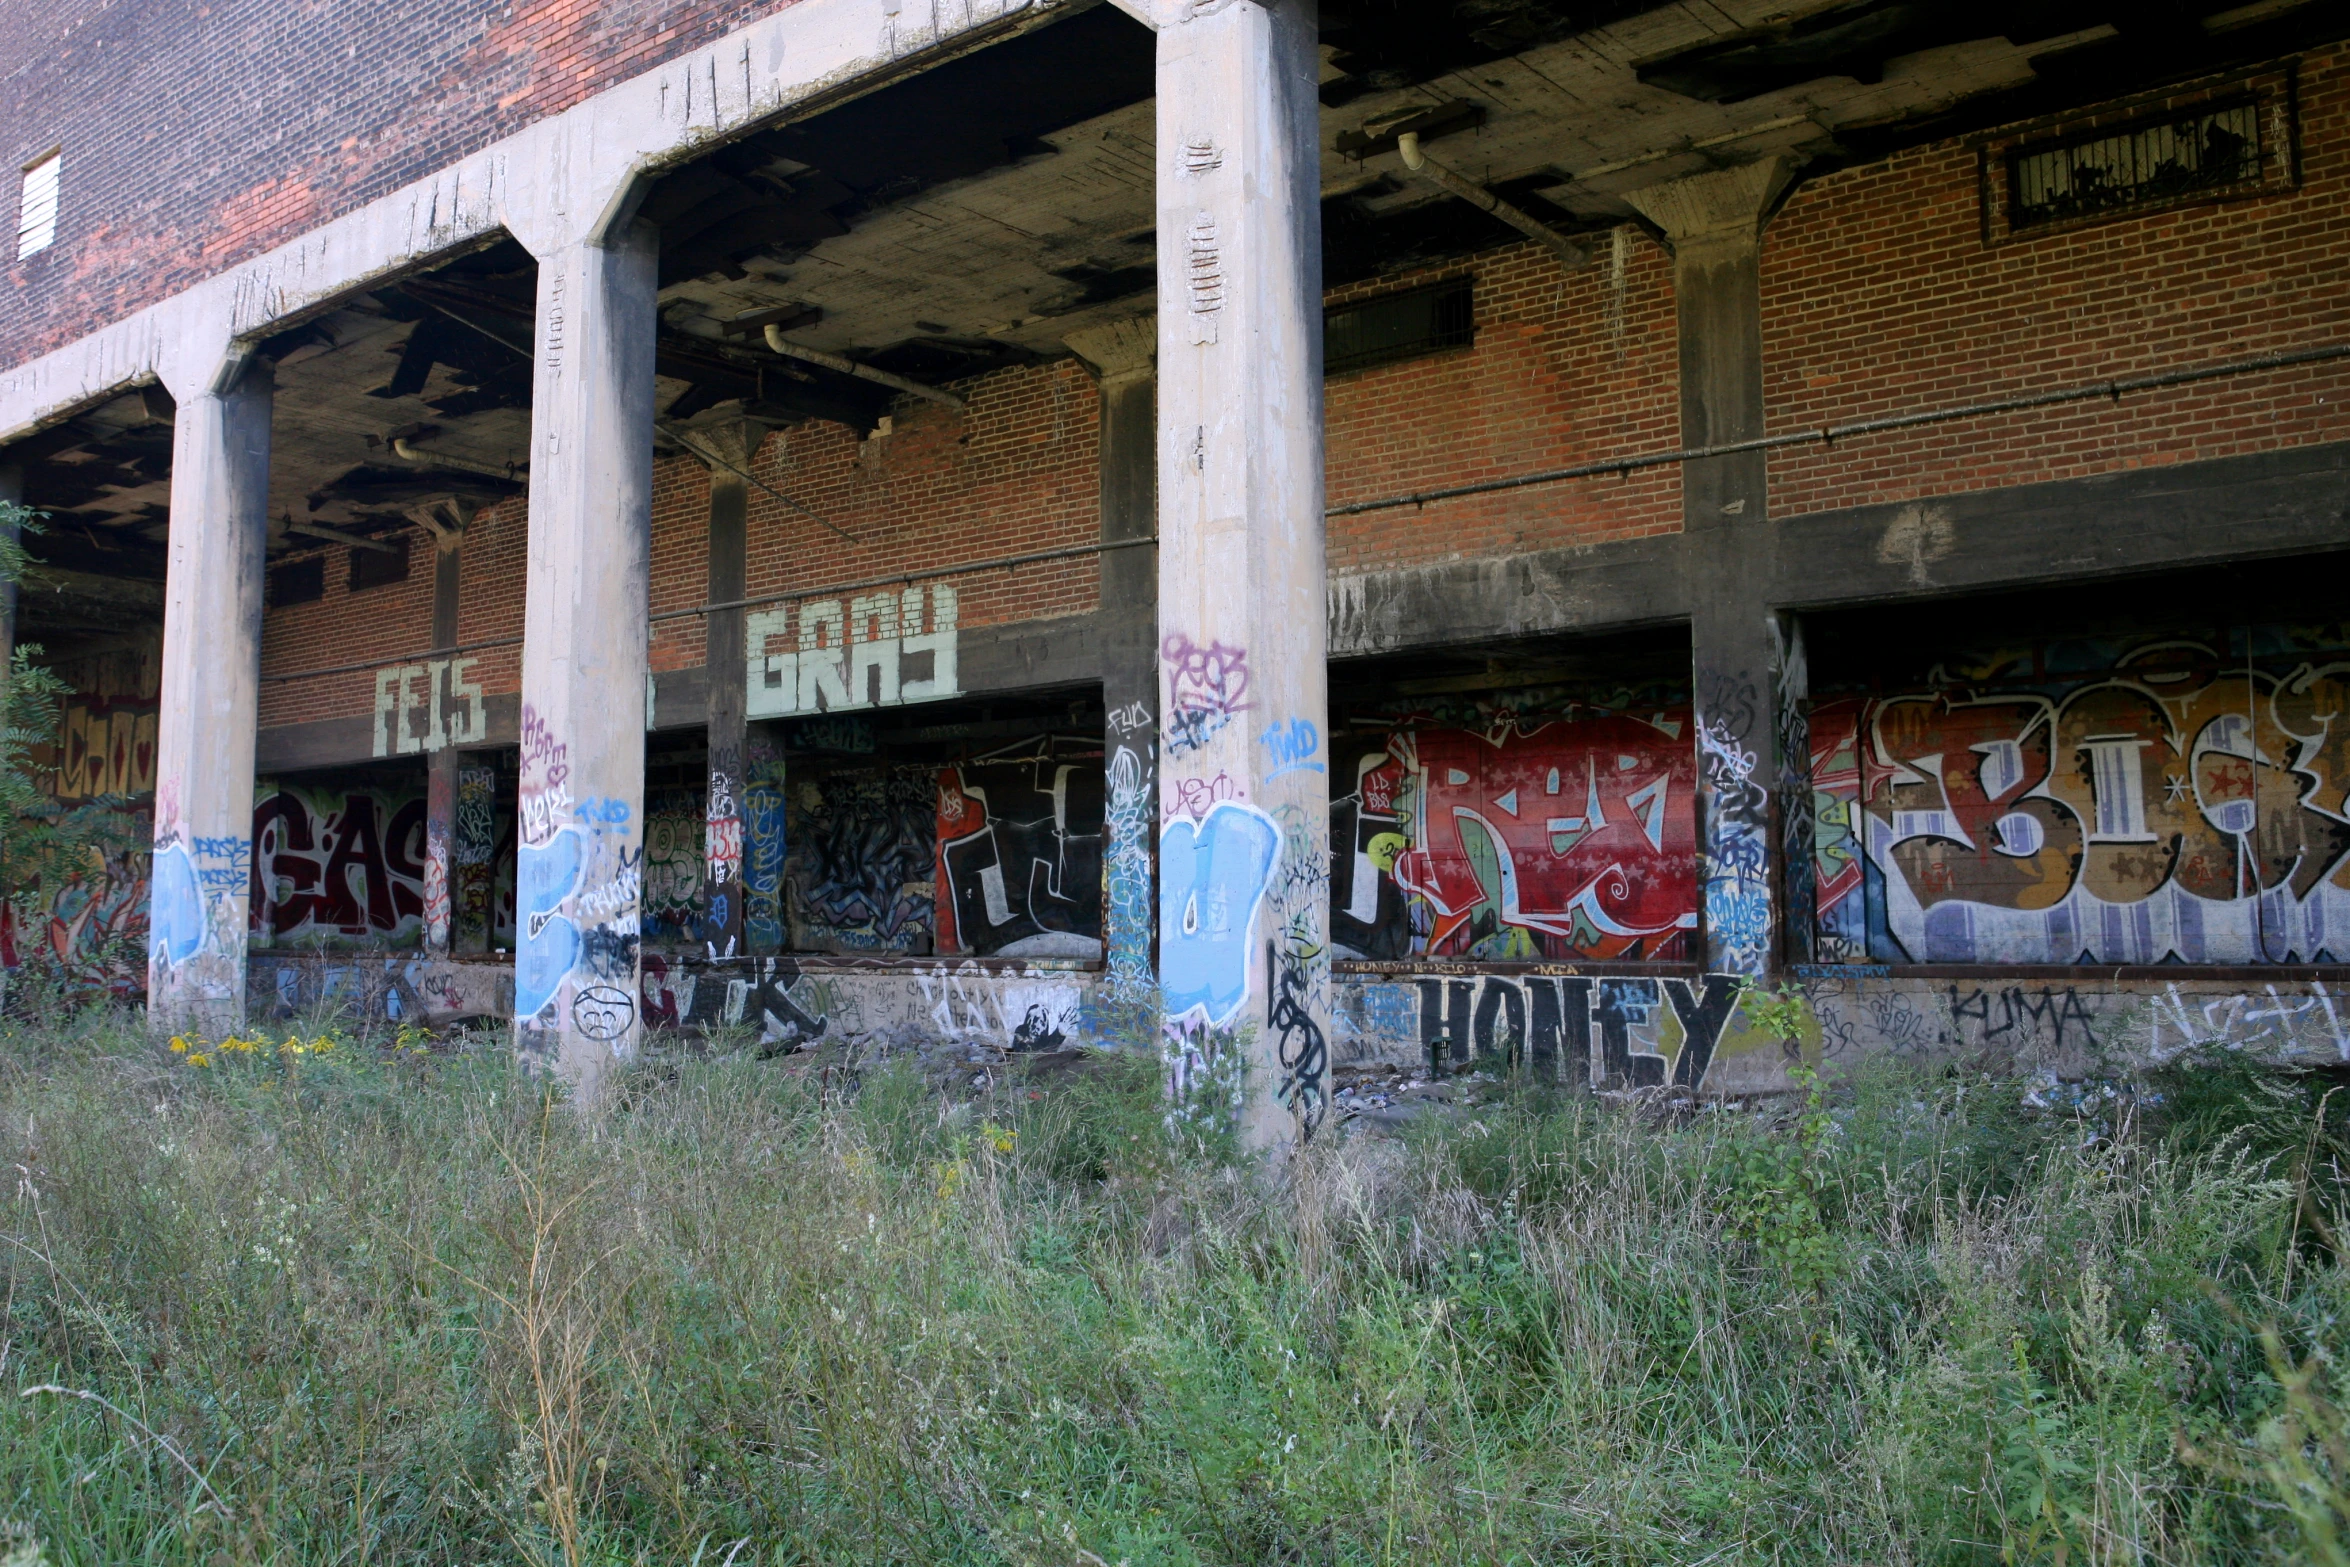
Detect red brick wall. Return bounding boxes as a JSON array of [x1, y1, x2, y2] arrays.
[[1323, 236, 1684, 572], [1764, 41, 2350, 516], [254, 42, 2350, 730], [0, 0, 804, 371]]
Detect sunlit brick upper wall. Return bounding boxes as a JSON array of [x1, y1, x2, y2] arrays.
[[0, 0, 803, 370], [1764, 40, 2350, 516]]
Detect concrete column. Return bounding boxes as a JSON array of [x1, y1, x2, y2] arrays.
[[513, 226, 659, 1093], [148, 362, 272, 1035], [0, 464, 21, 678], [1152, 1, 1330, 1151], [681, 420, 762, 962], [1627, 156, 1801, 979], [409, 503, 467, 957], [1068, 321, 1157, 1041]]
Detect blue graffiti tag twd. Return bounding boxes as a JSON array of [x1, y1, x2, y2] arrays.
[[1259, 717, 1324, 781], [516, 827, 585, 1019], [1159, 801, 1280, 1026]]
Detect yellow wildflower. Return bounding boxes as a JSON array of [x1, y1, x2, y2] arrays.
[[168, 1036, 190, 1054]]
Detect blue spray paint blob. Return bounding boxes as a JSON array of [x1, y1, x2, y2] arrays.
[[516, 828, 585, 1019], [1158, 802, 1279, 1026], [149, 842, 206, 967]]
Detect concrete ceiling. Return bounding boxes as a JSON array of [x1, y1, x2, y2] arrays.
[[10, 0, 2338, 654]]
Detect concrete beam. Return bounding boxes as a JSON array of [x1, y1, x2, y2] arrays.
[[1153, 0, 1330, 1151], [0, 0, 1068, 443]]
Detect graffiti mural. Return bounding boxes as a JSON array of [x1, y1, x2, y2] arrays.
[[4, 843, 150, 994], [251, 783, 429, 948], [743, 737, 789, 954], [1814, 636, 2350, 964], [453, 765, 502, 951], [1097, 730, 1157, 1024], [641, 788, 705, 943], [784, 765, 936, 954], [1329, 708, 1698, 963], [934, 749, 1104, 959]]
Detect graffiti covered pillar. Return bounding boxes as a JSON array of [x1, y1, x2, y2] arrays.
[[148, 356, 271, 1034], [408, 501, 469, 956], [681, 419, 762, 962], [1068, 320, 1158, 1039], [510, 223, 659, 1094], [1151, 1, 1330, 1150], [1628, 156, 1802, 980]]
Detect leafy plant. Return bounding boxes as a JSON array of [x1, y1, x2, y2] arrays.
[[0, 499, 143, 1002]]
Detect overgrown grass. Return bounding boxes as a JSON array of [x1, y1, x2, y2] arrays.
[[2, 1004, 2348, 1565]]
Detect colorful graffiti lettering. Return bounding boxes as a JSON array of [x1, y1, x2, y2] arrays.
[[641, 789, 705, 941], [1362, 714, 1698, 962], [1097, 743, 1156, 1019], [935, 753, 1104, 959], [251, 786, 426, 946], [1159, 801, 1279, 1025], [785, 766, 936, 953], [1824, 640, 2350, 964], [52, 704, 158, 800]]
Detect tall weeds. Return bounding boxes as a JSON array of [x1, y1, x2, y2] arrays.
[[0, 1006, 2345, 1564]]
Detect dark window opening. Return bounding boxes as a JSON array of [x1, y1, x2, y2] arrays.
[[2008, 100, 2261, 230], [1325, 278, 1473, 377], [348, 536, 410, 592], [1978, 68, 2297, 244], [268, 556, 325, 607]]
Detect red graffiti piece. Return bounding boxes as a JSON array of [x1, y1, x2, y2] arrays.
[[253, 788, 427, 938], [1390, 717, 1697, 951]]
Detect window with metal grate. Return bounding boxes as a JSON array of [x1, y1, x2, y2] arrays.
[[17, 148, 59, 259], [1325, 278, 1474, 377]]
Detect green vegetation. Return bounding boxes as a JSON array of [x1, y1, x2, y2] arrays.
[[0, 497, 142, 1003], [1, 1002, 2348, 1565]]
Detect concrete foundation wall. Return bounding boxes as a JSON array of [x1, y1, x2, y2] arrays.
[[243, 951, 2350, 1093]]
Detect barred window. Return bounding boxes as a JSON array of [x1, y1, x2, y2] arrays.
[[1977, 67, 2297, 245], [2009, 101, 2261, 230], [1325, 279, 1473, 377], [17, 149, 58, 258]]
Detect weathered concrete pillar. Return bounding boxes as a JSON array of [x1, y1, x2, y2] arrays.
[[1627, 156, 1802, 979], [680, 420, 762, 961], [0, 463, 21, 675], [512, 225, 659, 1093], [1150, 0, 1330, 1150], [1068, 321, 1157, 1041], [148, 359, 272, 1035], [408, 502, 468, 957]]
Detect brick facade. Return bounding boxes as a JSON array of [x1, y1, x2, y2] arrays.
[[0, 0, 803, 369], [244, 39, 2350, 728], [1764, 43, 2350, 517]]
